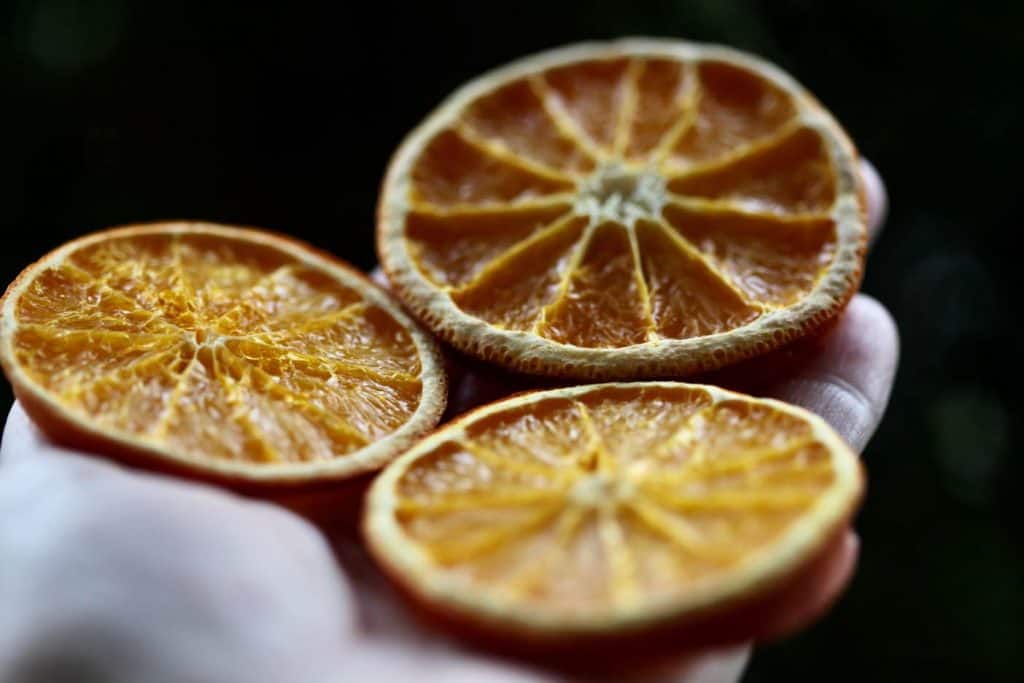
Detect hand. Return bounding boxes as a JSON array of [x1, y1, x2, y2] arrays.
[[0, 162, 896, 683]]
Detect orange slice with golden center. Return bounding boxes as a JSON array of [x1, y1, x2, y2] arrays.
[[0, 223, 446, 487], [364, 382, 863, 647], [378, 39, 867, 379]]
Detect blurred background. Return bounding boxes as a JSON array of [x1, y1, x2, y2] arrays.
[[1, 1, 1020, 680]]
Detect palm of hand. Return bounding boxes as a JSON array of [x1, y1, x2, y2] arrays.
[[0, 164, 895, 683]]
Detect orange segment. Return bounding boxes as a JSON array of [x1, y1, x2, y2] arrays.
[[619, 508, 722, 596], [10, 325, 181, 394], [409, 129, 573, 206], [463, 396, 586, 470], [15, 329, 190, 434], [636, 220, 761, 340], [219, 338, 418, 441], [14, 265, 178, 334], [379, 39, 866, 379], [396, 440, 565, 506], [213, 264, 364, 335], [668, 126, 836, 214], [0, 222, 446, 486], [689, 399, 815, 454], [541, 57, 631, 151], [625, 58, 693, 160], [404, 203, 571, 288], [259, 303, 424, 377], [452, 215, 586, 331], [667, 61, 797, 169], [365, 381, 863, 641], [538, 223, 652, 347], [662, 201, 837, 306], [573, 383, 713, 468], [155, 346, 294, 463], [453, 508, 612, 609], [462, 80, 596, 175], [69, 232, 294, 324]]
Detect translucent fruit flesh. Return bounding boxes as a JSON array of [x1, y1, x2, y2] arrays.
[[366, 383, 862, 633], [3, 227, 435, 469], [392, 52, 851, 349]]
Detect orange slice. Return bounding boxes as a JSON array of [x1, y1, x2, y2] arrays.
[[0, 223, 446, 488], [378, 39, 867, 379], [364, 382, 862, 650]]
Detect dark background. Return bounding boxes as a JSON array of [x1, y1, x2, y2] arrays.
[[2, 1, 1021, 680]]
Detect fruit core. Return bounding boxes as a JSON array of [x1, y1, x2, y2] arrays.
[[575, 164, 667, 228], [569, 472, 637, 507]]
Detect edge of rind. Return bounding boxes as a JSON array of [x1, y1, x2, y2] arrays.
[[363, 380, 865, 637], [0, 221, 448, 487], [376, 38, 867, 380]]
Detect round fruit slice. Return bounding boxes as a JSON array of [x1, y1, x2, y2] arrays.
[[365, 382, 862, 647], [0, 222, 446, 487], [378, 39, 867, 379]]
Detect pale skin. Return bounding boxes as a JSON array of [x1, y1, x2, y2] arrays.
[[0, 162, 896, 682]]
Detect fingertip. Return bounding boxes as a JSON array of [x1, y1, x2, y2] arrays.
[[757, 531, 860, 643], [859, 158, 888, 246], [0, 402, 45, 466], [768, 294, 899, 451], [848, 293, 900, 357], [838, 296, 901, 407]]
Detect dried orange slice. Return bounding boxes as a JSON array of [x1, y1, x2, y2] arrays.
[[378, 39, 867, 379], [0, 223, 446, 488], [365, 382, 862, 649]]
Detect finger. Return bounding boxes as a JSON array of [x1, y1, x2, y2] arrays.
[[1, 401, 47, 464], [335, 642, 544, 682], [0, 403, 360, 628], [0, 401, 140, 492], [860, 158, 888, 247], [753, 531, 859, 642], [663, 647, 750, 683], [0, 402, 98, 468], [1, 401, 42, 466], [338, 625, 749, 683], [762, 295, 899, 451], [700, 294, 898, 452]]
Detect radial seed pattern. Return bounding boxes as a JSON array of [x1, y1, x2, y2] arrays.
[[380, 41, 866, 378], [2, 225, 444, 479], [366, 382, 863, 632]]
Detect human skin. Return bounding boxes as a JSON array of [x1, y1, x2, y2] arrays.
[[0, 162, 896, 682]]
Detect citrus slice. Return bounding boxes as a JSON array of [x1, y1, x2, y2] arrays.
[[365, 382, 863, 649], [378, 39, 867, 379], [0, 222, 446, 487]]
